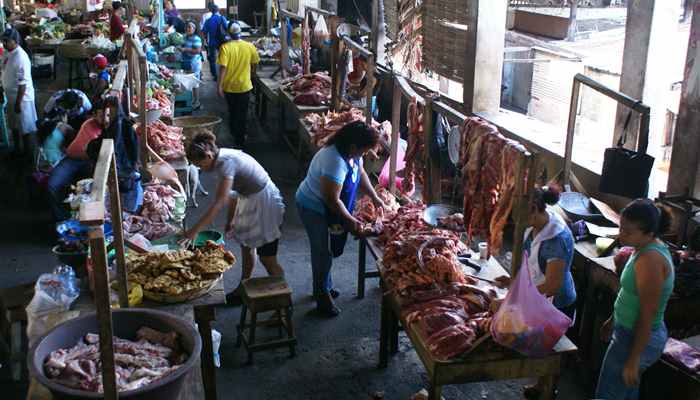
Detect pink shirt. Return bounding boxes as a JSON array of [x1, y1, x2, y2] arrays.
[[65, 118, 103, 160]]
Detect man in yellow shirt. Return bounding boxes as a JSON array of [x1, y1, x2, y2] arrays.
[[217, 22, 260, 148]]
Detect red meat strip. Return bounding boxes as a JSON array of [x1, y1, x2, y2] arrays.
[[426, 323, 477, 361]]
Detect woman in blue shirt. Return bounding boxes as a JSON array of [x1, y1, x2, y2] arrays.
[[180, 21, 203, 109], [296, 121, 385, 317], [495, 186, 576, 399]]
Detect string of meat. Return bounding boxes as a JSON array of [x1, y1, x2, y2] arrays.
[[401, 98, 425, 200], [459, 117, 527, 256]]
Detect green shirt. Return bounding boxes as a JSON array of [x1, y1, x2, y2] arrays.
[[614, 242, 674, 330]]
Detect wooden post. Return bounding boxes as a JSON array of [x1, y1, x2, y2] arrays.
[[370, 0, 380, 56], [365, 53, 375, 126], [89, 226, 118, 400], [266, 0, 273, 35], [139, 55, 149, 174], [302, 12, 310, 75], [280, 16, 289, 78], [388, 78, 401, 194], [329, 16, 340, 111], [510, 155, 527, 276], [108, 156, 129, 308], [563, 77, 581, 189]]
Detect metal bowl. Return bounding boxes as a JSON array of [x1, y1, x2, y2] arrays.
[[423, 204, 462, 228], [29, 308, 202, 400], [558, 191, 604, 222]]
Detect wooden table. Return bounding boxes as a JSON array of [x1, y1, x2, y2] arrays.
[[377, 251, 577, 400], [27, 282, 225, 400], [253, 65, 282, 122], [356, 237, 383, 299]]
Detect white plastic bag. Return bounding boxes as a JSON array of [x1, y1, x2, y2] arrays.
[[26, 274, 80, 347], [312, 15, 329, 46], [174, 73, 203, 91]]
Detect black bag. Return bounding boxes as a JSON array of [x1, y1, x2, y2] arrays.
[[599, 109, 655, 198]]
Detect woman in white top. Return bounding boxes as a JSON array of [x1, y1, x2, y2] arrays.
[[1, 28, 37, 164], [181, 132, 285, 303]]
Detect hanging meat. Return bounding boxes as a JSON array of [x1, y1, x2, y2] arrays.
[[402, 98, 425, 200], [139, 120, 185, 161], [302, 16, 311, 75], [304, 109, 392, 150]]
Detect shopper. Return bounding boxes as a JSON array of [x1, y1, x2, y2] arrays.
[[202, 3, 227, 81], [180, 132, 285, 304], [217, 22, 259, 148], [1, 28, 38, 166], [164, 0, 179, 19], [47, 99, 111, 221], [492, 186, 576, 399], [296, 121, 385, 317], [91, 54, 111, 101], [181, 21, 203, 110], [109, 2, 126, 41], [595, 199, 674, 400]]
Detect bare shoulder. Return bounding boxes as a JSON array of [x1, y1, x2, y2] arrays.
[[635, 248, 670, 277]]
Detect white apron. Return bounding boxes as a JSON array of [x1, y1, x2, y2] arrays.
[[227, 180, 285, 248], [2, 46, 37, 134], [523, 210, 568, 286]]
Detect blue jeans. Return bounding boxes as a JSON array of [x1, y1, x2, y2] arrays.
[[297, 203, 333, 296], [595, 323, 667, 400], [47, 158, 91, 221], [207, 47, 218, 80]]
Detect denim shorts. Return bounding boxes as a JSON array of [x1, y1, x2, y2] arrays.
[[595, 323, 667, 400]]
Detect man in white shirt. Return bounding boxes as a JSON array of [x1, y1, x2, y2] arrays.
[[1, 28, 38, 165]]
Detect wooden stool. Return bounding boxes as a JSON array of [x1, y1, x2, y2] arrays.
[[236, 276, 296, 364]]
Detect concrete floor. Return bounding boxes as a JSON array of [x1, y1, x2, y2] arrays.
[[0, 61, 591, 399]]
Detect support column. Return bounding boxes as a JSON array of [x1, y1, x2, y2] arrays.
[[462, 0, 508, 114], [613, 0, 675, 159], [668, 2, 700, 197]]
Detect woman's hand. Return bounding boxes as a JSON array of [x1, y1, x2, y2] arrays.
[[217, 86, 225, 98], [623, 356, 641, 387], [347, 216, 363, 236], [178, 229, 197, 249], [225, 220, 235, 235], [600, 317, 613, 342], [494, 275, 511, 289], [371, 194, 386, 209], [14, 101, 21, 114]]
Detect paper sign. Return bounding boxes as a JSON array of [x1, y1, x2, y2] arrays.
[[591, 198, 620, 226], [585, 222, 619, 238]]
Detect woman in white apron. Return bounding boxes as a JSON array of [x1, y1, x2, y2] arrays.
[[1, 28, 38, 163], [181, 132, 285, 304], [494, 186, 576, 399]]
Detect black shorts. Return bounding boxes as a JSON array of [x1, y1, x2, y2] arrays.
[[257, 239, 279, 257]]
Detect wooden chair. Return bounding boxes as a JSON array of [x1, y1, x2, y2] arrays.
[[236, 276, 296, 364]]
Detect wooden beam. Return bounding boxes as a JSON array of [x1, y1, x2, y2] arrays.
[[433, 100, 467, 125], [305, 6, 334, 17], [340, 35, 372, 59], [563, 77, 581, 189], [395, 76, 425, 105], [89, 226, 118, 400], [668, 1, 700, 196], [111, 60, 128, 93], [280, 14, 289, 78], [365, 53, 375, 126], [108, 156, 129, 308], [388, 79, 402, 195], [279, 8, 303, 21], [511, 153, 537, 276]]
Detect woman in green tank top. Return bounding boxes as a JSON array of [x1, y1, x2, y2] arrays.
[[596, 199, 674, 400]]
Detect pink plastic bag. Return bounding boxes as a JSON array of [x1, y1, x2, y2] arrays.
[[490, 255, 572, 357], [378, 142, 415, 196]]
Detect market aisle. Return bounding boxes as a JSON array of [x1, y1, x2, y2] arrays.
[[185, 72, 590, 400]]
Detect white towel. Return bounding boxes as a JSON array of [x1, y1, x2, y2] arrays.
[[523, 210, 568, 286]]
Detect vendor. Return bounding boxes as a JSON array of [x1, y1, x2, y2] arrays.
[[180, 132, 285, 304], [44, 89, 92, 131], [47, 99, 111, 221], [595, 199, 674, 400], [296, 121, 385, 317], [493, 186, 576, 399], [109, 1, 126, 42], [181, 21, 202, 110], [91, 54, 111, 101], [202, 3, 227, 81], [164, 0, 180, 19], [1, 28, 38, 167], [217, 22, 259, 148]]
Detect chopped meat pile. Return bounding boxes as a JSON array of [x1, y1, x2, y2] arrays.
[[353, 188, 401, 237], [123, 214, 178, 241], [304, 109, 392, 150], [44, 327, 187, 393], [152, 90, 173, 118], [377, 201, 501, 360], [283, 72, 332, 107], [402, 98, 425, 200], [458, 117, 528, 255], [437, 213, 465, 231], [140, 120, 185, 161], [141, 184, 179, 223]]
